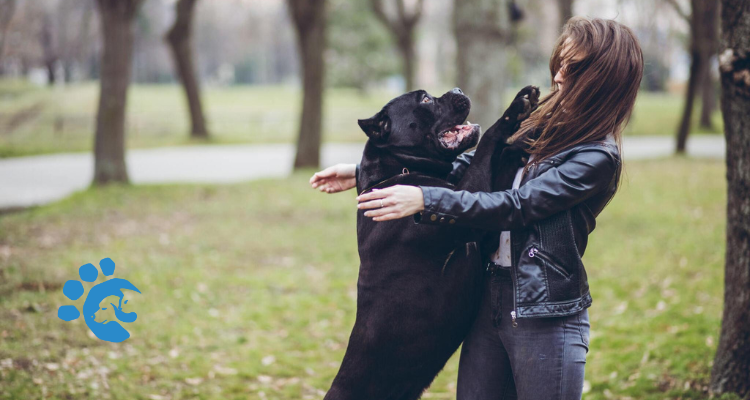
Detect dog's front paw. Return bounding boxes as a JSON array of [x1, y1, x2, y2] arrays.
[[501, 85, 540, 125]]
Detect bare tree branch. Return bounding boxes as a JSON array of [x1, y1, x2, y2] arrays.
[[395, 0, 406, 22], [369, 0, 424, 90], [664, 0, 690, 22], [370, 0, 398, 33], [372, 0, 423, 31], [406, 0, 424, 27]]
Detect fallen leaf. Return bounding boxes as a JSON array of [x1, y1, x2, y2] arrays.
[[185, 377, 203, 386], [262, 355, 276, 366], [214, 365, 237, 376]]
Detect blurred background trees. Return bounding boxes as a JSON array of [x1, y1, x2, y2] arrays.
[[0, 0, 708, 93], [666, 0, 719, 153], [370, 0, 423, 92], [287, 0, 326, 169], [454, 0, 517, 129], [0, 0, 727, 170], [0, 0, 16, 70], [327, 0, 399, 91], [166, 0, 208, 139], [557, 0, 574, 29], [92, 0, 144, 185]]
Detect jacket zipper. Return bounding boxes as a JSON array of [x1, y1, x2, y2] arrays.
[[509, 230, 518, 328], [529, 246, 571, 279], [508, 159, 535, 329]]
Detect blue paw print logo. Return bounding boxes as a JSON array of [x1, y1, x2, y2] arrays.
[[57, 258, 142, 343]]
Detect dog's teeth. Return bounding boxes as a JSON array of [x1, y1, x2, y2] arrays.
[[467, 120, 471, 125]]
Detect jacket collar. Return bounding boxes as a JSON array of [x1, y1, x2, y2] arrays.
[[531, 131, 620, 162]]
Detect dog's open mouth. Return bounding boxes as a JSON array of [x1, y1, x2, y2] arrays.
[[438, 122, 480, 150]]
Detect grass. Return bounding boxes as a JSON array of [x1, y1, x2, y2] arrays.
[[0, 80, 723, 158], [0, 156, 739, 399], [0, 81, 396, 158]]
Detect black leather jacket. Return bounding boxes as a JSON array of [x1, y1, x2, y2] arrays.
[[413, 133, 622, 326]]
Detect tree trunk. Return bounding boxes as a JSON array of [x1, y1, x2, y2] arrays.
[[40, 15, 57, 86], [288, 0, 326, 169], [710, 1, 750, 398], [0, 0, 16, 72], [698, 0, 719, 129], [699, 62, 716, 129], [676, 0, 719, 152], [396, 33, 415, 92], [166, 0, 209, 139], [454, 0, 511, 130], [92, 0, 143, 185], [369, 0, 423, 92], [675, 48, 703, 153], [45, 62, 56, 86], [558, 0, 573, 29]]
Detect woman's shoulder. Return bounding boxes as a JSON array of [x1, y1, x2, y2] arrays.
[[561, 133, 621, 165], [590, 132, 621, 163]]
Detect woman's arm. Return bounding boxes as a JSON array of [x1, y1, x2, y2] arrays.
[[310, 163, 357, 193], [310, 148, 474, 195], [358, 147, 619, 230]]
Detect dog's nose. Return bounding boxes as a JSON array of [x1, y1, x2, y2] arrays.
[[451, 87, 464, 95]]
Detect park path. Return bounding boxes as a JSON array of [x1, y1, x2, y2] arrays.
[[0, 135, 725, 210]]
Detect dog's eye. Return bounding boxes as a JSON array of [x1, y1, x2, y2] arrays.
[[409, 122, 417, 129], [421, 95, 432, 104]]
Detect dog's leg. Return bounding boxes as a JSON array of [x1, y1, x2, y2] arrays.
[[456, 85, 540, 194]]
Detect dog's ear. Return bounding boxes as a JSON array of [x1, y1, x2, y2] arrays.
[[358, 111, 391, 142]]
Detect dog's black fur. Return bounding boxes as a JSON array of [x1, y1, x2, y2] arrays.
[[324, 86, 540, 400]]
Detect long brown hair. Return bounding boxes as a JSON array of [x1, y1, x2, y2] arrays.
[[510, 17, 644, 180]]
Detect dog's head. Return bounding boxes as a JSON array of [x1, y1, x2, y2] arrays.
[[358, 88, 480, 165]]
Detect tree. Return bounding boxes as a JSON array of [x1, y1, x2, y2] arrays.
[[40, 13, 57, 85], [666, 0, 719, 153], [557, 0, 573, 29], [287, 0, 326, 169], [698, 3, 719, 129], [454, 0, 519, 129], [0, 0, 16, 70], [327, 0, 399, 91], [33, 0, 98, 85], [710, 1, 750, 397], [92, 0, 145, 185], [369, 0, 423, 92], [54, 0, 96, 83], [166, 0, 209, 139]]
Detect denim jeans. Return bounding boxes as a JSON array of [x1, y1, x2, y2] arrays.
[[456, 266, 590, 400]]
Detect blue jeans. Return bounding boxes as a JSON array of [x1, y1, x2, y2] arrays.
[[456, 267, 590, 400]]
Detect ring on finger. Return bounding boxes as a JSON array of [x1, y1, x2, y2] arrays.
[[380, 199, 384, 208]]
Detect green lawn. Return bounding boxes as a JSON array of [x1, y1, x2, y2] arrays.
[[0, 157, 739, 399], [0, 80, 723, 158]]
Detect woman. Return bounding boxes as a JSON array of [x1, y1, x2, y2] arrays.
[[311, 17, 643, 400]]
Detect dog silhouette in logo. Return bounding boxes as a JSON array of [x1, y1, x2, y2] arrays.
[[58, 258, 142, 343]]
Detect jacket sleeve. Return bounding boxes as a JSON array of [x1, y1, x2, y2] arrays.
[[413, 147, 619, 232], [446, 149, 476, 185]]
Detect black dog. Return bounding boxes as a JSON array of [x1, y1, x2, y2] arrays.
[[324, 86, 540, 400]]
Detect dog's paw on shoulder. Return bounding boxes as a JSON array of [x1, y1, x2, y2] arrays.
[[502, 85, 540, 124]]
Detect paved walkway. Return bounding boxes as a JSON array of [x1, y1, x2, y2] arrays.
[[0, 135, 724, 209]]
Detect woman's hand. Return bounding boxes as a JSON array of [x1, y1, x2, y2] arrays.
[[310, 164, 356, 193], [356, 185, 425, 221]]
